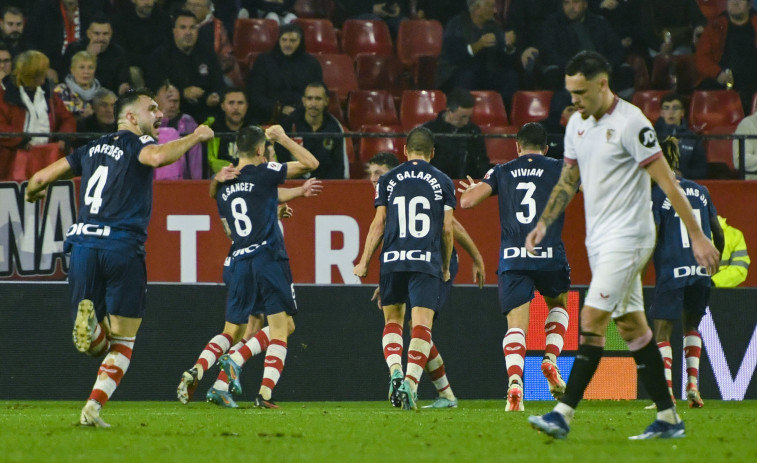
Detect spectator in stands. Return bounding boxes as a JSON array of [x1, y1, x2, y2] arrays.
[[60, 14, 131, 95], [0, 42, 11, 81], [54, 51, 101, 120], [151, 80, 203, 179], [640, 0, 705, 58], [365, 151, 400, 185], [494, 0, 544, 85], [696, 0, 757, 113], [415, 0, 468, 26], [653, 93, 707, 180], [241, 0, 297, 25], [0, 50, 75, 180], [345, 1, 410, 38], [27, 0, 99, 81], [0, 6, 31, 58], [541, 88, 575, 159], [75, 87, 116, 146], [246, 23, 322, 123], [112, 0, 172, 88], [146, 9, 223, 123], [592, 0, 646, 59], [712, 215, 750, 287], [422, 88, 490, 179], [207, 88, 250, 174], [733, 112, 757, 179], [184, 0, 244, 88], [539, 0, 634, 98], [277, 81, 348, 179], [435, 0, 520, 110]]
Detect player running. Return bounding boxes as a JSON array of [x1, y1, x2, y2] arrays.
[[459, 122, 571, 411]]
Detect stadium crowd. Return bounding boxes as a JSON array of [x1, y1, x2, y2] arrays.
[[1, 0, 756, 181]]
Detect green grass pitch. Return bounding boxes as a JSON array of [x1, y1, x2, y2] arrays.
[[2, 400, 756, 463]]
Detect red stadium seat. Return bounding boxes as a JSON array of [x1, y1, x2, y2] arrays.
[[327, 90, 345, 125], [627, 54, 650, 91], [396, 20, 443, 68], [341, 20, 393, 58], [233, 18, 278, 61], [314, 53, 358, 105], [651, 54, 700, 94], [632, 90, 668, 124], [697, 0, 727, 20], [510, 91, 552, 127], [294, 0, 334, 18], [752, 92, 757, 115], [482, 126, 518, 165], [347, 90, 399, 131], [688, 90, 744, 133], [400, 90, 446, 131], [354, 53, 404, 92], [358, 124, 406, 162], [292, 18, 339, 54], [471, 90, 509, 128], [704, 125, 738, 169]]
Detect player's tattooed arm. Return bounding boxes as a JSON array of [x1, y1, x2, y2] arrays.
[[540, 162, 580, 228]]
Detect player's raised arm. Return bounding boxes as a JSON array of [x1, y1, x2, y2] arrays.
[[140, 124, 214, 168], [265, 125, 319, 178], [209, 165, 240, 198], [25, 157, 75, 202], [353, 205, 387, 278], [526, 161, 580, 253], [452, 217, 485, 288], [645, 156, 720, 274], [277, 178, 323, 202]]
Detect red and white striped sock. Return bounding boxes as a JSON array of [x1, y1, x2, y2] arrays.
[[405, 325, 432, 392], [86, 323, 110, 357], [259, 339, 287, 400], [683, 331, 702, 387], [382, 322, 403, 372], [195, 333, 232, 380], [425, 341, 454, 400], [88, 335, 134, 406], [214, 328, 271, 391], [657, 341, 674, 398], [544, 307, 569, 363], [503, 328, 526, 387]]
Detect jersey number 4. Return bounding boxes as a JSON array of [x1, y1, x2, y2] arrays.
[[392, 195, 430, 238], [84, 165, 109, 214]]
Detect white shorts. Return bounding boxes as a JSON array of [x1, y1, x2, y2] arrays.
[[584, 247, 653, 318]]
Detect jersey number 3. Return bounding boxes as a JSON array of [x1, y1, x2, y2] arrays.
[[516, 182, 536, 224]]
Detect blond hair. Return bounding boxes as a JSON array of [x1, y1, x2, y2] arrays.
[[13, 50, 49, 88], [71, 50, 97, 70]]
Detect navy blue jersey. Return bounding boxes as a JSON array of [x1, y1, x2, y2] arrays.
[[652, 178, 717, 290], [375, 159, 456, 277], [65, 130, 158, 251], [216, 162, 288, 260], [482, 154, 568, 273]]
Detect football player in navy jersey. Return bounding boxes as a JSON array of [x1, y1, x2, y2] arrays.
[[365, 152, 486, 410], [178, 124, 318, 409], [354, 127, 456, 411], [25, 89, 214, 428], [649, 137, 724, 409], [459, 123, 572, 411]]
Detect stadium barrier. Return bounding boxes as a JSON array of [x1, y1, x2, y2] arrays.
[[2, 283, 755, 402]]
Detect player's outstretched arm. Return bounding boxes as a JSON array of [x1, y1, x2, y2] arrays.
[[646, 156, 720, 274], [458, 175, 493, 208], [140, 124, 214, 167], [209, 165, 240, 198], [452, 217, 485, 288], [526, 161, 580, 253], [277, 178, 323, 202], [353, 206, 386, 278], [265, 125, 319, 178], [441, 209, 454, 282], [25, 157, 74, 203]]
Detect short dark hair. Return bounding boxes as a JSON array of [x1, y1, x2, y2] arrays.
[[661, 92, 684, 107], [115, 88, 153, 121], [565, 51, 612, 80], [405, 126, 435, 156], [89, 12, 111, 26], [0, 41, 8, 54], [368, 151, 399, 169], [446, 88, 475, 111], [660, 136, 680, 172], [516, 122, 548, 150], [172, 9, 197, 28], [236, 125, 266, 157], [221, 87, 246, 103], [279, 23, 304, 39], [1, 6, 23, 18], [305, 81, 329, 95]]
